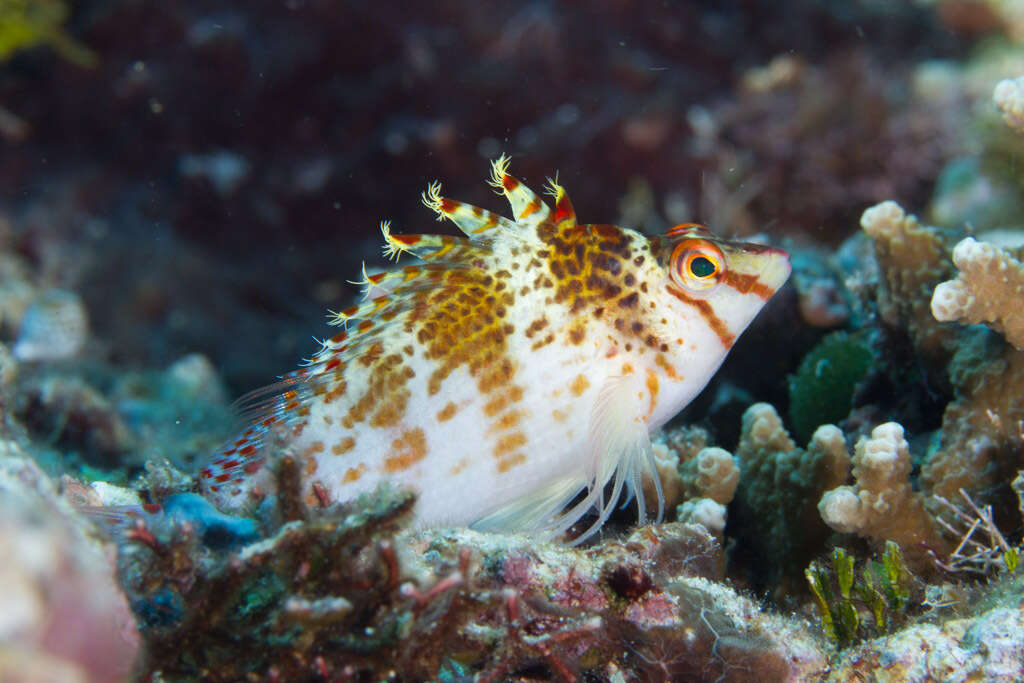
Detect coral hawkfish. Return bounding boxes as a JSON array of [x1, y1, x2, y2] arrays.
[[201, 157, 790, 541]]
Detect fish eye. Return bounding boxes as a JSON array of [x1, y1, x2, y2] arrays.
[[688, 254, 717, 278], [670, 239, 724, 292]]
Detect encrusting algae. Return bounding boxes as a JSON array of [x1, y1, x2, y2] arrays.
[[201, 157, 790, 541]]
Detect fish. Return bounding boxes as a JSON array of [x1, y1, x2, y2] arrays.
[[200, 156, 790, 541]]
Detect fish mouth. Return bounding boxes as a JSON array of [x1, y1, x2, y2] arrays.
[[758, 247, 792, 292]]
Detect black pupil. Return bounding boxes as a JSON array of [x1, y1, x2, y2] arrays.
[[690, 256, 716, 278]]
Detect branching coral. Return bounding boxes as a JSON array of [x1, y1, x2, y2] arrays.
[[729, 403, 851, 590], [994, 75, 1024, 133], [860, 199, 1024, 556], [671, 444, 739, 537], [859, 200, 957, 360], [819, 423, 946, 568], [678, 447, 739, 506], [920, 323, 1024, 512], [931, 237, 1024, 350], [649, 425, 710, 513], [930, 488, 1020, 575]]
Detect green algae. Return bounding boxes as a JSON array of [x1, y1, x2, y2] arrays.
[[788, 331, 874, 443]]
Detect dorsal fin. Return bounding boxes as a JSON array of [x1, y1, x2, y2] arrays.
[[487, 154, 553, 228], [380, 220, 481, 263], [201, 157, 553, 502], [421, 181, 518, 239], [544, 176, 577, 227]]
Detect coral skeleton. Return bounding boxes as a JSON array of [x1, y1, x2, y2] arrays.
[[994, 75, 1024, 134], [931, 237, 1024, 350], [929, 488, 1019, 575], [818, 423, 944, 567]]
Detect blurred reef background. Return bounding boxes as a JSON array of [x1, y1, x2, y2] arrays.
[[5, 0, 1024, 680]]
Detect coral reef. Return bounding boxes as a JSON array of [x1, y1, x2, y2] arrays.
[[127, 481, 828, 680], [857, 198, 1024, 543], [819, 423, 946, 567], [677, 446, 740, 507], [931, 236, 1024, 350], [4, 2, 1024, 680], [827, 602, 1024, 682], [647, 426, 738, 538], [648, 424, 711, 513], [995, 75, 1024, 132], [15, 374, 138, 469], [728, 403, 851, 591], [859, 200, 957, 360]]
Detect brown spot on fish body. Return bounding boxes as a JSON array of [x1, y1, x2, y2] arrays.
[[521, 197, 543, 219], [618, 292, 639, 309], [492, 410, 524, 432], [478, 357, 515, 393], [494, 432, 527, 458], [343, 463, 367, 483], [370, 388, 410, 428], [383, 428, 428, 473], [303, 455, 319, 478], [570, 374, 590, 396], [655, 353, 680, 380], [497, 453, 526, 473], [525, 318, 549, 338], [332, 437, 356, 455], [568, 327, 586, 345], [532, 333, 555, 350], [437, 402, 458, 422], [646, 370, 659, 416]]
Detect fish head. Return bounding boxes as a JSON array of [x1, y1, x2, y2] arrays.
[[654, 223, 791, 355]]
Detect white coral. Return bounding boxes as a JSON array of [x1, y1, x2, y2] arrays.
[[860, 200, 909, 240], [819, 423, 916, 538], [818, 487, 861, 534], [677, 497, 727, 535], [994, 75, 1024, 133], [680, 447, 739, 505], [931, 237, 1024, 349]]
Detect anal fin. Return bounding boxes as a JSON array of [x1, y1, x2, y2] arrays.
[[568, 373, 665, 544], [470, 475, 586, 537]]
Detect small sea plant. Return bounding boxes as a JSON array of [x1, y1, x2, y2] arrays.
[[0, 0, 96, 67], [805, 541, 914, 647]]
